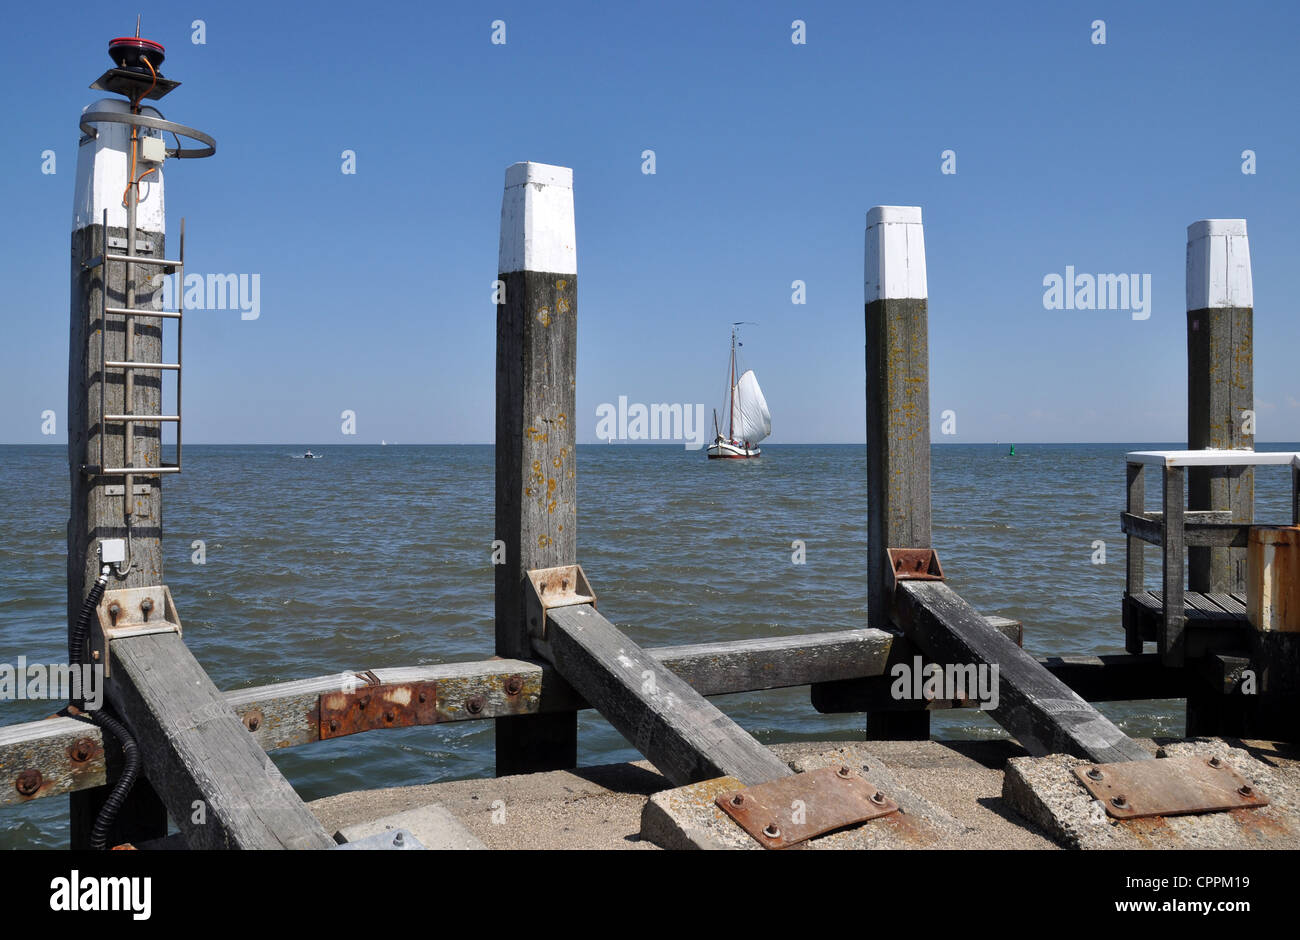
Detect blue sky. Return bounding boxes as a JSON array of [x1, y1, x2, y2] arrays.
[[5, 1, 1298, 444]]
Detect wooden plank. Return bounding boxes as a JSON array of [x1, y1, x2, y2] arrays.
[[1161, 465, 1187, 667], [895, 580, 1152, 762], [1121, 513, 1248, 547], [813, 654, 1192, 712], [544, 604, 792, 786], [1125, 461, 1146, 654], [105, 632, 335, 849], [494, 162, 580, 774], [1211, 593, 1247, 616], [864, 206, 932, 742]]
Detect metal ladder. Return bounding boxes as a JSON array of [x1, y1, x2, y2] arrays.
[[83, 207, 185, 482]]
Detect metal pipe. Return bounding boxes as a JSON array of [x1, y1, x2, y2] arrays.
[[177, 218, 184, 470], [104, 361, 179, 370]]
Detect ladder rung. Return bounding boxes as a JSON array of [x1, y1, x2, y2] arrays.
[[103, 414, 180, 423], [100, 253, 182, 268], [104, 361, 180, 371], [105, 306, 182, 320], [89, 466, 182, 476]]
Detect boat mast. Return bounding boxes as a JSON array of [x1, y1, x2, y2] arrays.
[[728, 327, 736, 441]]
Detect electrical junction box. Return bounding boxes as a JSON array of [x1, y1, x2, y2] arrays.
[[99, 538, 126, 565], [140, 135, 166, 164]]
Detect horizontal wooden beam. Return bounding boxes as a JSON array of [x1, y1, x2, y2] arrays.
[[895, 580, 1153, 763], [0, 619, 1025, 808], [813, 653, 1191, 713], [1120, 512, 1251, 548], [543, 604, 792, 786]]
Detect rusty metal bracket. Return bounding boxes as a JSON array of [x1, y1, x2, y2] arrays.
[[887, 548, 944, 594], [715, 765, 900, 849], [1074, 755, 1269, 820], [525, 564, 596, 640], [93, 585, 183, 677], [319, 681, 437, 740]]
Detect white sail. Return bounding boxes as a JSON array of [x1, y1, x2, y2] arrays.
[[730, 370, 771, 444]]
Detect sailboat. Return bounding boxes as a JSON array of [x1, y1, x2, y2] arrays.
[[707, 324, 771, 459]]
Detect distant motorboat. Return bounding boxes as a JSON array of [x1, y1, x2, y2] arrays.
[[302, 450, 319, 459], [707, 324, 770, 460]]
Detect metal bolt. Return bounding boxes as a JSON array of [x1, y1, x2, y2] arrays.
[[384, 711, 394, 723], [1208, 757, 1222, 769], [465, 695, 485, 715], [15, 770, 42, 797], [108, 602, 121, 626], [1087, 767, 1104, 781], [70, 738, 95, 763], [1238, 785, 1253, 797], [393, 832, 404, 847], [245, 714, 261, 732], [329, 720, 339, 732], [870, 791, 887, 805], [1111, 795, 1128, 809], [417, 691, 427, 704], [730, 794, 744, 806], [836, 765, 852, 779], [358, 695, 370, 710], [139, 597, 154, 621], [762, 824, 781, 839], [504, 676, 523, 696]]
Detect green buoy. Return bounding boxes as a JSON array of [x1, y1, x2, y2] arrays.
[[1008, 444, 1016, 456]]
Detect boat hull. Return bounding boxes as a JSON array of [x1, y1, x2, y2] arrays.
[[707, 440, 761, 459]]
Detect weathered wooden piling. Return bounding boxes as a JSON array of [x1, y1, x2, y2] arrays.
[[68, 88, 333, 849], [1183, 220, 1255, 732], [860, 205, 932, 741], [68, 98, 169, 847], [494, 162, 581, 774], [1186, 220, 1254, 595]]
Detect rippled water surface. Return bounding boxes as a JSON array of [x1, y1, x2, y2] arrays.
[[2, 442, 1296, 847]]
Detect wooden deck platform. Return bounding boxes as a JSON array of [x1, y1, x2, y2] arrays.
[[1125, 590, 1250, 657]]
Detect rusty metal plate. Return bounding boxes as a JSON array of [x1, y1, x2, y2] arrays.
[[1074, 756, 1269, 820], [887, 548, 944, 582], [715, 766, 899, 849], [319, 682, 437, 740]]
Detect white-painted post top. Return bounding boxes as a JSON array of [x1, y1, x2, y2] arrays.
[[1186, 218, 1252, 309], [73, 98, 166, 233], [498, 161, 576, 275], [865, 205, 926, 301]]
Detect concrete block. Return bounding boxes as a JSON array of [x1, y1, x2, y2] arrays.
[[335, 802, 486, 850], [1002, 738, 1300, 849], [640, 744, 966, 849]]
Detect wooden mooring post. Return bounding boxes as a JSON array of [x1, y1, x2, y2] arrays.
[[851, 206, 933, 741], [1184, 220, 1255, 734], [1186, 220, 1254, 597], [814, 205, 1153, 763], [493, 162, 581, 774], [494, 162, 794, 786], [67, 84, 333, 849]]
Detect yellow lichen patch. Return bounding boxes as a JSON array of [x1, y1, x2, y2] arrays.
[[557, 297, 571, 315], [538, 534, 552, 549], [556, 279, 567, 290], [537, 307, 551, 327]]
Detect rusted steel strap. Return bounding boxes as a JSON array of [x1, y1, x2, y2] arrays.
[[319, 682, 438, 740]]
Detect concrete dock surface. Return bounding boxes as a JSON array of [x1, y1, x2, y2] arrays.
[[306, 737, 1300, 849]]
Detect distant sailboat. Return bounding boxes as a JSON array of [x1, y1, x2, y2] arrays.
[[707, 324, 770, 460]]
